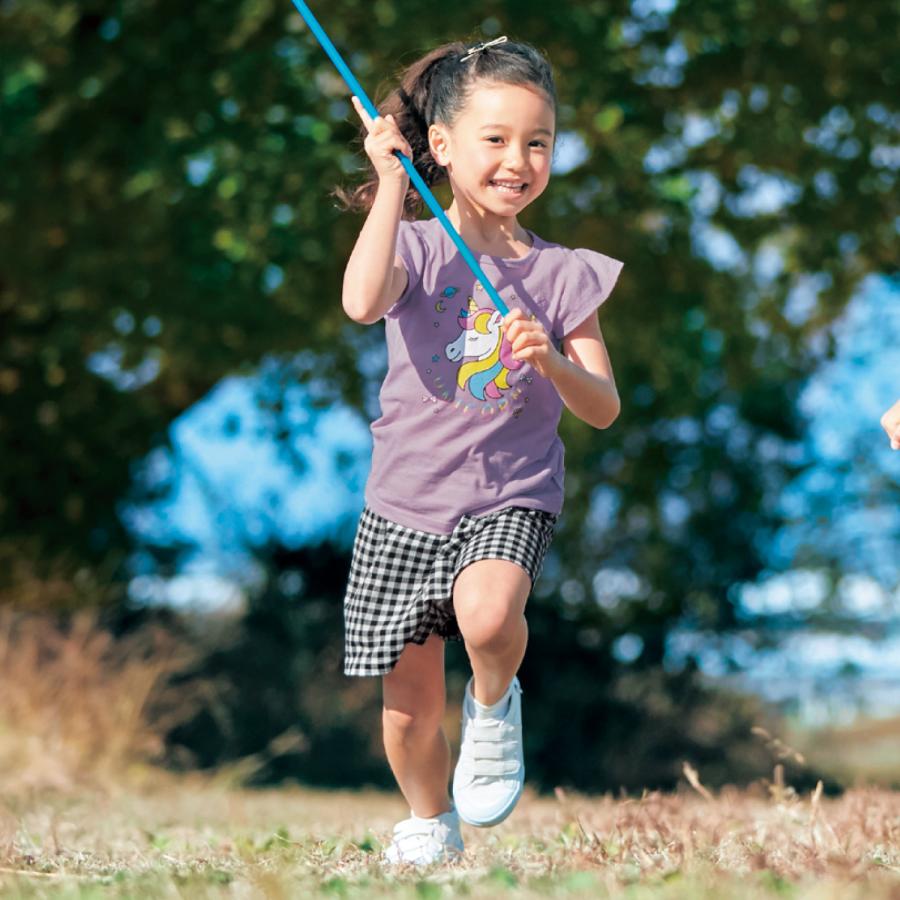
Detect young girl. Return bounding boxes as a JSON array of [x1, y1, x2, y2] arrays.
[[333, 36, 624, 866]]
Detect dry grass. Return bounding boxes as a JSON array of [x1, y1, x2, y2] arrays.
[[0, 777, 898, 898], [0, 608, 195, 794], [0, 610, 898, 897]]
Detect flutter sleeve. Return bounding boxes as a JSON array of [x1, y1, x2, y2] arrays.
[[555, 246, 624, 338], [385, 218, 427, 318]]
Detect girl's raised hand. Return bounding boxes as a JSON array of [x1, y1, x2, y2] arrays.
[[350, 95, 413, 183], [881, 398, 900, 450]]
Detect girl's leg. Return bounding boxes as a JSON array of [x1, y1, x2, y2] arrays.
[[452, 559, 532, 705], [382, 633, 452, 818]]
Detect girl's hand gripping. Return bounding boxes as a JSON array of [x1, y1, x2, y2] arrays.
[[350, 95, 413, 183], [503, 308, 563, 380]]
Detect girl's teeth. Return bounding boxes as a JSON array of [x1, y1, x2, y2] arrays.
[[491, 182, 524, 193]]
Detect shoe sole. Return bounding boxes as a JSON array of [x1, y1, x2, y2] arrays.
[[454, 780, 523, 828]]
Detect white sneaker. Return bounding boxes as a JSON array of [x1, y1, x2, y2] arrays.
[[381, 805, 464, 867], [452, 676, 524, 827]]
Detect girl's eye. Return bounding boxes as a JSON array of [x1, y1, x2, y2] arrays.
[[486, 137, 548, 147]]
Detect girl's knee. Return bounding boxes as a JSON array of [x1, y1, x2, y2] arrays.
[[455, 598, 524, 653], [453, 560, 530, 652]]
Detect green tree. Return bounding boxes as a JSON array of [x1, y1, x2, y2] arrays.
[[1, 0, 897, 787]]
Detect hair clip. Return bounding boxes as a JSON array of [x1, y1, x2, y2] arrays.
[[459, 35, 508, 62]]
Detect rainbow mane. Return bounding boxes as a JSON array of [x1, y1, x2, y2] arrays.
[[455, 300, 523, 401]]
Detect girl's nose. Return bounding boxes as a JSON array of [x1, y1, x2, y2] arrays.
[[505, 148, 525, 168], [502, 148, 530, 175]]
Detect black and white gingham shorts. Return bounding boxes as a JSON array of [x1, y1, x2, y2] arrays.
[[343, 504, 558, 677]]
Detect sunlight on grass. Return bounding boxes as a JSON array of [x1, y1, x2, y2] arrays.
[[0, 611, 898, 898], [0, 778, 898, 898]]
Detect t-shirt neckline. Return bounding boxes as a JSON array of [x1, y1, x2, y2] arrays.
[[428, 215, 542, 267]]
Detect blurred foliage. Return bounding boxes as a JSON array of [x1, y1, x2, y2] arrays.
[[1, 0, 898, 789], [162, 541, 831, 793], [159, 540, 391, 788]]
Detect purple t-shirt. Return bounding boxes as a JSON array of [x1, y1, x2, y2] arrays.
[[363, 215, 624, 534]]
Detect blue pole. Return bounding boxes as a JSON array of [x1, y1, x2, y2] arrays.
[[289, 0, 511, 317]]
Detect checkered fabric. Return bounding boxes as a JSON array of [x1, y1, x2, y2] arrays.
[[343, 504, 558, 677]]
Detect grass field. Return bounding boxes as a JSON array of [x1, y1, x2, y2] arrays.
[[1, 771, 898, 898], [1, 612, 898, 898]]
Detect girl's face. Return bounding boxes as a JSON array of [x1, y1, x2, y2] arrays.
[[428, 81, 556, 217]]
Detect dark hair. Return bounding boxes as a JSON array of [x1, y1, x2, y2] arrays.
[[331, 37, 558, 220]]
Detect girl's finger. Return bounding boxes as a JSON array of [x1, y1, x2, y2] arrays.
[[371, 126, 409, 151], [370, 135, 411, 162], [351, 95, 375, 133], [512, 321, 541, 340], [513, 332, 544, 352]]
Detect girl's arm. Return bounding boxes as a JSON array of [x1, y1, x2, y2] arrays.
[[341, 96, 413, 325], [554, 312, 621, 428], [504, 308, 620, 429], [342, 176, 409, 324]]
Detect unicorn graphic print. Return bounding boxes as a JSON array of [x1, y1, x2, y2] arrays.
[[445, 296, 524, 401]]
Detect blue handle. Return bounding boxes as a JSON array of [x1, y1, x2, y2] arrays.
[[289, 0, 511, 317]]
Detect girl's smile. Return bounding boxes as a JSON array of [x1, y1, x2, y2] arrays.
[[488, 180, 528, 195]]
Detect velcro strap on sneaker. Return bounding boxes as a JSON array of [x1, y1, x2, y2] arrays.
[[389, 818, 458, 861], [471, 758, 521, 777], [470, 741, 513, 760], [469, 723, 519, 742]]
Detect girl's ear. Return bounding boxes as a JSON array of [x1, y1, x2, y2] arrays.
[[428, 123, 451, 167]]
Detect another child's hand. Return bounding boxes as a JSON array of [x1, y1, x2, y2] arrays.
[[503, 308, 563, 379], [881, 399, 900, 450], [350, 95, 412, 183]]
